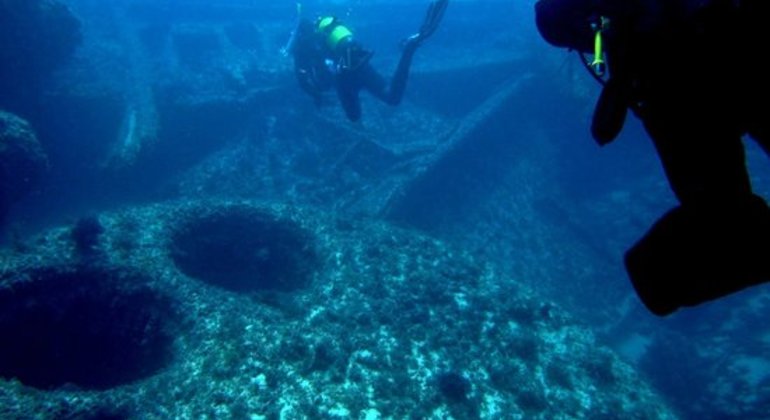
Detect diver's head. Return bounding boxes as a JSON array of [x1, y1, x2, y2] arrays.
[[296, 18, 315, 37], [316, 16, 336, 33], [535, 0, 599, 52]]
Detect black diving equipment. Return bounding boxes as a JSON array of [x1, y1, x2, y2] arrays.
[[625, 195, 770, 316]]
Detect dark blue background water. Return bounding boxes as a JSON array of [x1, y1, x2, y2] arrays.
[[3, 0, 770, 418]]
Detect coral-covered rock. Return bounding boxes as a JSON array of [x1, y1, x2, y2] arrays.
[[0, 200, 677, 418], [0, 111, 48, 222]]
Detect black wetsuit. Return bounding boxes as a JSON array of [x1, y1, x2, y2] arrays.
[[602, 0, 769, 202], [537, 0, 770, 315], [292, 18, 419, 122]]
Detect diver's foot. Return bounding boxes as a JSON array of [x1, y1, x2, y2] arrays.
[[401, 33, 422, 51]]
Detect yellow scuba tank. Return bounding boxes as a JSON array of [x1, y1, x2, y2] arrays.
[[316, 16, 372, 72], [316, 16, 353, 51]]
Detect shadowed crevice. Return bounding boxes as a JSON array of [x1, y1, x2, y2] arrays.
[[170, 209, 317, 293], [0, 266, 178, 390]]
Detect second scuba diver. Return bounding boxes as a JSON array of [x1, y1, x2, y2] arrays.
[[287, 0, 449, 122], [535, 0, 770, 316]]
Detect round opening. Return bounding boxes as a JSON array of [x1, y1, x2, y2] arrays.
[[170, 209, 317, 293], [0, 267, 177, 390]]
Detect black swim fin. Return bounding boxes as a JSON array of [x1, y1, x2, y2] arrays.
[[625, 195, 770, 316], [404, 0, 448, 47], [421, 0, 448, 40]]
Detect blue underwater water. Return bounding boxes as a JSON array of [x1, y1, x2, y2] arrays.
[[1, 0, 770, 418]]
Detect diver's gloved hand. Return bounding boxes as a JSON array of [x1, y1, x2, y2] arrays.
[[592, 76, 631, 145], [404, 0, 449, 48], [625, 195, 770, 316]]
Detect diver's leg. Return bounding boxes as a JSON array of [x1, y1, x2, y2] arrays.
[[362, 0, 447, 106], [741, 0, 770, 156], [644, 109, 752, 205], [744, 59, 769, 156], [749, 123, 770, 157], [336, 75, 362, 122], [358, 64, 390, 104], [361, 43, 419, 106], [385, 43, 419, 105]]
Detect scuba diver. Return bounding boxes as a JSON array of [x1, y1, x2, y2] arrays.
[[535, 0, 770, 316], [286, 0, 449, 122]]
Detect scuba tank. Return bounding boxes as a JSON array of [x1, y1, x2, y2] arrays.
[[315, 15, 373, 73]]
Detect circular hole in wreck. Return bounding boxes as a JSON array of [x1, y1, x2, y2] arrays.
[[0, 267, 178, 391], [170, 208, 318, 293]]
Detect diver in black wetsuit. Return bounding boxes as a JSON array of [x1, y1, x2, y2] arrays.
[[535, 0, 770, 315], [288, 0, 448, 122]]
